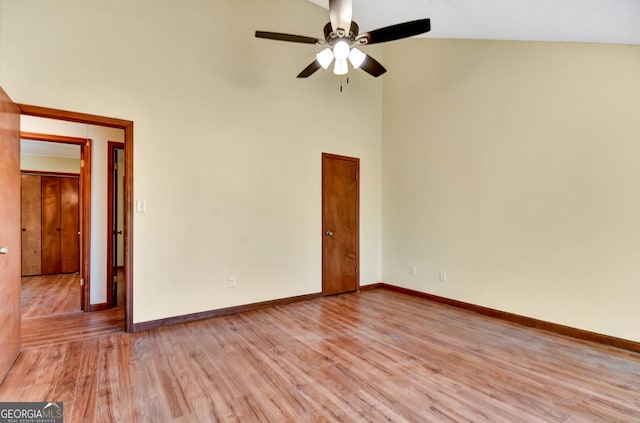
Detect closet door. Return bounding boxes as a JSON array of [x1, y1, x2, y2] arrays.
[[41, 176, 62, 275], [21, 175, 42, 276], [60, 177, 79, 273]]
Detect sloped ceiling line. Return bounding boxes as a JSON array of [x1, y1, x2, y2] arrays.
[[306, 0, 640, 45]]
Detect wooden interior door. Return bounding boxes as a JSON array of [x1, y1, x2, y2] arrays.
[[21, 174, 42, 275], [38, 175, 80, 275], [60, 177, 79, 273], [0, 86, 21, 383], [322, 153, 359, 295], [41, 176, 62, 274]]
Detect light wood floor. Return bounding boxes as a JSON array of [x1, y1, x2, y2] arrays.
[[21, 272, 124, 349], [2, 289, 639, 422], [22, 273, 81, 318]]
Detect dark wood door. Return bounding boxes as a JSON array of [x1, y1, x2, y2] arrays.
[[322, 153, 359, 295], [60, 177, 79, 273], [41, 176, 62, 274], [0, 86, 21, 383], [39, 176, 79, 275], [21, 174, 42, 275]]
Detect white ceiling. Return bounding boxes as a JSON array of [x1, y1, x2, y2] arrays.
[[21, 139, 80, 159], [306, 0, 640, 45]]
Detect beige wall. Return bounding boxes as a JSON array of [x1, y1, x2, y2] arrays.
[[383, 39, 640, 342], [0, 0, 383, 323], [21, 155, 80, 174], [20, 116, 125, 305]]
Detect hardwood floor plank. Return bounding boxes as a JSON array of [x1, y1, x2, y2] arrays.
[[21, 307, 124, 348], [52, 340, 84, 402], [21, 274, 81, 319], [70, 374, 98, 423], [1, 289, 639, 422]]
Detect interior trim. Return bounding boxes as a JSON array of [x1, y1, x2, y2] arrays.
[[379, 283, 640, 354], [18, 103, 134, 332], [359, 283, 383, 291], [132, 292, 323, 333], [89, 302, 110, 312], [20, 170, 79, 178]]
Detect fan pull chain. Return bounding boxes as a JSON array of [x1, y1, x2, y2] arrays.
[[339, 76, 351, 93]]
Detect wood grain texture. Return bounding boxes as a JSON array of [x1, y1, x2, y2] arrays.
[[60, 177, 80, 273], [20, 132, 90, 145], [21, 175, 43, 276], [41, 176, 62, 274], [2, 289, 639, 422], [81, 140, 92, 312], [21, 174, 80, 276], [21, 170, 81, 178], [132, 292, 322, 332], [20, 272, 124, 346], [21, 274, 81, 319], [0, 86, 21, 383], [322, 153, 359, 296], [123, 123, 133, 332], [20, 307, 124, 350], [381, 283, 640, 353]]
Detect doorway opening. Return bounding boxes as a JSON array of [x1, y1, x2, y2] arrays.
[[18, 104, 134, 333], [107, 142, 125, 308], [19, 132, 91, 317]]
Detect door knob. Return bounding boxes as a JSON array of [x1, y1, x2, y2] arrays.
[[325, 231, 334, 237], [0, 247, 8, 255]]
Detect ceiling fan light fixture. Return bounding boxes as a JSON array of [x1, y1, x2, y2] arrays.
[[348, 48, 366, 69], [333, 59, 348, 75], [333, 40, 350, 61], [316, 48, 334, 69]]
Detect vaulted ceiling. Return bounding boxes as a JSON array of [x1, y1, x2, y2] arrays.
[[306, 0, 640, 45]]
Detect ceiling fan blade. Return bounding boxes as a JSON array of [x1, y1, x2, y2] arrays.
[[255, 31, 322, 45], [329, 0, 352, 34], [297, 60, 322, 78], [356, 18, 431, 45], [359, 54, 387, 78]]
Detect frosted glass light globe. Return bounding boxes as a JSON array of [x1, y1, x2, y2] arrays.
[[316, 48, 334, 69], [333, 40, 350, 61], [348, 48, 366, 69], [334, 59, 348, 75]]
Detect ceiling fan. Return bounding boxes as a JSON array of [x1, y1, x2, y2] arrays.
[[255, 0, 431, 78]]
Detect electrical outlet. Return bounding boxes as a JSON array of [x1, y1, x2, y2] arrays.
[[409, 265, 416, 276], [228, 276, 237, 288], [439, 271, 447, 282]]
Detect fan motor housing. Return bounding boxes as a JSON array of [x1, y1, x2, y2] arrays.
[[324, 21, 360, 44]]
